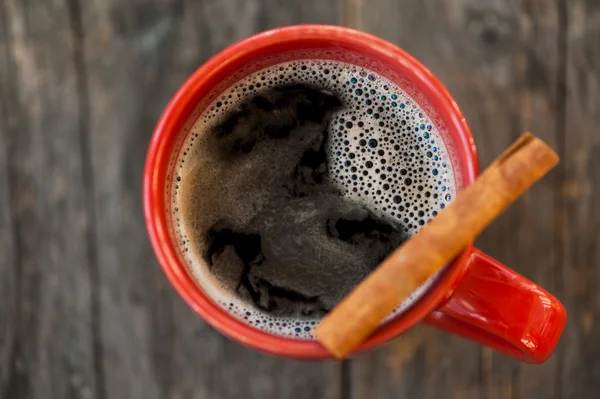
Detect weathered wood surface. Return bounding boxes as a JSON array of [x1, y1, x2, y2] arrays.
[[1, 0, 599, 398], [0, 1, 97, 398], [562, 0, 600, 397]]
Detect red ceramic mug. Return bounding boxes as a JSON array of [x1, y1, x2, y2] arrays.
[[143, 25, 566, 363]]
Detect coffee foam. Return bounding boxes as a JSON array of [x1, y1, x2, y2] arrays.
[[172, 60, 455, 338]]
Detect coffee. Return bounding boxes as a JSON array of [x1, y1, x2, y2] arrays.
[[172, 60, 455, 338]]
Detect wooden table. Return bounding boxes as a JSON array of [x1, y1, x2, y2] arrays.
[[1, 0, 598, 398]]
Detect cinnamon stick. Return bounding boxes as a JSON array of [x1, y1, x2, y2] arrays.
[[314, 133, 559, 358]]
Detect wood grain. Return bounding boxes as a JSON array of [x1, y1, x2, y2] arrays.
[[0, 0, 98, 398], [78, 1, 341, 398], [561, 0, 600, 396], [356, 0, 564, 398]]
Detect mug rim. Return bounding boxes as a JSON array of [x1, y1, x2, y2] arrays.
[[143, 24, 479, 359]]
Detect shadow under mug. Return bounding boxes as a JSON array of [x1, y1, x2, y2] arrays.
[[143, 25, 566, 363]]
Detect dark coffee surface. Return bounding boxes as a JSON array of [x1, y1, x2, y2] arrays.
[[180, 85, 407, 317]]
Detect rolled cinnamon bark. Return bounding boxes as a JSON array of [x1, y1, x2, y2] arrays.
[[315, 133, 559, 359]]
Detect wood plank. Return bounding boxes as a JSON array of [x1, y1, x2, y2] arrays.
[[78, 1, 342, 398], [562, 0, 600, 397], [0, 1, 98, 398], [255, 0, 341, 30], [356, 1, 563, 398]]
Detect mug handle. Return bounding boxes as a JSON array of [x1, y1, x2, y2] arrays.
[[423, 249, 566, 364]]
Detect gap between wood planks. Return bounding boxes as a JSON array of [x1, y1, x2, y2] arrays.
[[65, 0, 106, 399], [553, 0, 568, 398]]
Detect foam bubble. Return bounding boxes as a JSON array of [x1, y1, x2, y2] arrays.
[[171, 60, 455, 339]]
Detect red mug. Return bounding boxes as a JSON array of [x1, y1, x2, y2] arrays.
[[143, 25, 566, 363]]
